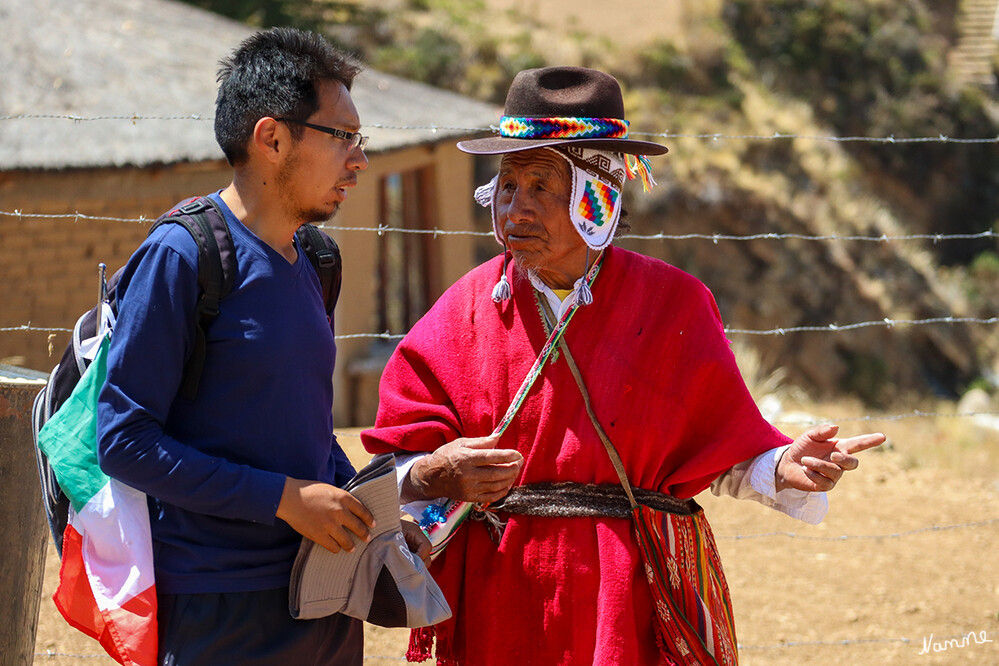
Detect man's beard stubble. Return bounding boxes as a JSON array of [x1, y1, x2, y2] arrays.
[[509, 252, 540, 288], [275, 153, 340, 226]]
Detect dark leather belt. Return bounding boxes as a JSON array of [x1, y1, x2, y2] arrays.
[[489, 482, 699, 520]]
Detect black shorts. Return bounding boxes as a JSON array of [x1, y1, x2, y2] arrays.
[[158, 587, 363, 665]]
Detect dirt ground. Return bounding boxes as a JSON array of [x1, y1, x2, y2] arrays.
[[31, 424, 999, 666]]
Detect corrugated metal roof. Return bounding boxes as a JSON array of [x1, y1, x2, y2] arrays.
[[0, 0, 499, 170]]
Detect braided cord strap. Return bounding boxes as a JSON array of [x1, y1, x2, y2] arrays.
[[500, 116, 629, 140], [492, 255, 603, 435], [539, 297, 737, 665]]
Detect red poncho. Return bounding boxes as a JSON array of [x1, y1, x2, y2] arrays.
[[362, 247, 790, 665]]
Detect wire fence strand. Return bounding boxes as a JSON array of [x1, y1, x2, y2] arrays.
[[33, 630, 997, 660], [5, 314, 998, 339], [4, 114, 999, 145], [715, 517, 999, 541], [3, 210, 997, 245]]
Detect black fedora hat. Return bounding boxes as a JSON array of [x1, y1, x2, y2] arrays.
[[457, 66, 668, 156]]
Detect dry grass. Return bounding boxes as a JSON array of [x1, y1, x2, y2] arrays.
[[733, 339, 999, 486], [32, 399, 999, 665], [774, 394, 999, 489]]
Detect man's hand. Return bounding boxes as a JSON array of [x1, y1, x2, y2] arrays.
[[776, 424, 886, 493], [403, 433, 524, 504], [276, 478, 376, 554], [400, 520, 432, 567]]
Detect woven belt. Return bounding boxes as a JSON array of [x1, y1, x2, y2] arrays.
[[490, 482, 699, 520], [473, 298, 698, 538]]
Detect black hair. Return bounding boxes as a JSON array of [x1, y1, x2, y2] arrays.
[[615, 205, 631, 236], [214, 27, 362, 165]]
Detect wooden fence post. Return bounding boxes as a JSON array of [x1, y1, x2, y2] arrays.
[[0, 370, 49, 666]]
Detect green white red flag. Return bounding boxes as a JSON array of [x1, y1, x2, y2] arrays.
[[38, 334, 157, 666]]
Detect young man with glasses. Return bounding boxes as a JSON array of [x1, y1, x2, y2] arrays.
[[96, 28, 421, 664], [276, 117, 369, 153]]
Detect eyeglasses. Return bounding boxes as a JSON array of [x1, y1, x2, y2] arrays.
[[276, 117, 368, 152]]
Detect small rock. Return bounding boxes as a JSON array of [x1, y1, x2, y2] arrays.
[[958, 387, 992, 414]]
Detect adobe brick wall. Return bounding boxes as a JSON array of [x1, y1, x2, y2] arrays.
[[0, 162, 231, 373], [0, 146, 481, 426]]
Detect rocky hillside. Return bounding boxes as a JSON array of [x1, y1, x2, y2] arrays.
[[399, 0, 999, 404], [617, 83, 991, 404], [188, 0, 999, 404], [446, 0, 999, 404], [609, 0, 999, 404]]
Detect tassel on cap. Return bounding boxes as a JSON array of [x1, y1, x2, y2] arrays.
[[492, 274, 512, 302], [492, 249, 512, 302], [625, 154, 657, 192], [574, 247, 593, 306]]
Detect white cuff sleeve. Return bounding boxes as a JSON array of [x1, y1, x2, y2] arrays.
[[711, 446, 828, 524], [393, 452, 437, 520]]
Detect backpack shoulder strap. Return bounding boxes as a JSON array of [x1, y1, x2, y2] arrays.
[[295, 224, 342, 317], [149, 196, 236, 399], [32, 197, 235, 558]]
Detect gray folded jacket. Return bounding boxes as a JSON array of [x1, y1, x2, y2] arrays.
[[288, 454, 452, 628]]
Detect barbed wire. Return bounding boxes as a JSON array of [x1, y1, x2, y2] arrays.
[[0, 210, 158, 224], [4, 114, 999, 145], [4, 209, 996, 244], [773, 409, 999, 425], [2, 345, 991, 424], [333, 315, 999, 338], [641, 130, 999, 144], [725, 315, 999, 336], [0, 324, 73, 333], [715, 517, 999, 541], [7, 319, 999, 431], [34, 630, 995, 660], [737, 632, 993, 650], [5, 313, 998, 339], [618, 230, 999, 243], [0, 114, 214, 122], [739, 637, 913, 650], [743, 629, 998, 651], [333, 331, 404, 340], [32, 651, 407, 661], [34, 652, 108, 660]]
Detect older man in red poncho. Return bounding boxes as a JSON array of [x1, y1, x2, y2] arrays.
[[362, 67, 884, 666]]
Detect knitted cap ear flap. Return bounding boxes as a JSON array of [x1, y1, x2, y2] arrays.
[[548, 147, 626, 251], [472, 175, 505, 248], [474, 174, 498, 207], [473, 174, 512, 302]]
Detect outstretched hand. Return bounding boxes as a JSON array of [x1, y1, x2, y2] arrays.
[[404, 433, 524, 504], [775, 424, 885, 493]]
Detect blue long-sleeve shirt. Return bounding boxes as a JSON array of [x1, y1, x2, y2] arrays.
[[98, 192, 355, 594]]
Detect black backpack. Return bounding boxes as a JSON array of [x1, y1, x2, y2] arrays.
[[31, 195, 342, 555]]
